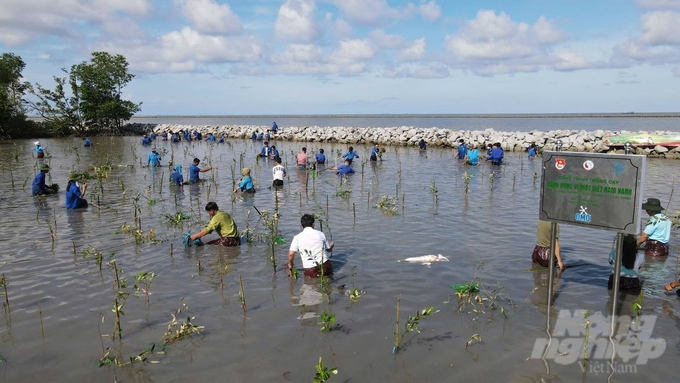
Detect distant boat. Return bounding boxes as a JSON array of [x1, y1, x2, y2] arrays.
[[603, 133, 680, 147]]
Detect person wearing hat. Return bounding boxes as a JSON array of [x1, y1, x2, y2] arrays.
[[83, 137, 92, 147], [637, 198, 670, 257], [169, 164, 184, 186], [147, 148, 162, 167], [189, 202, 240, 246], [32, 164, 55, 196], [65, 174, 88, 209], [34, 141, 46, 159], [234, 168, 255, 194]]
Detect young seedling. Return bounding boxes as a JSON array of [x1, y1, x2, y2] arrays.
[[134, 272, 156, 298], [0, 274, 10, 312], [375, 195, 398, 215], [466, 334, 482, 349], [632, 291, 644, 317], [238, 274, 247, 312], [162, 301, 204, 344], [319, 311, 336, 332], [313, 357, 338, 383], [462, 172, 473, 195]]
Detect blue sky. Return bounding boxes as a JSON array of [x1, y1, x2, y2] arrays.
[[1, 0, 679, 115]]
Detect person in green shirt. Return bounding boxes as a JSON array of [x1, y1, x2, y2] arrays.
[[532, 220, 564, 270], [189, 202, 241, 246]]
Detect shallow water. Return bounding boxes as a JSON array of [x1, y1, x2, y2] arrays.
[[0, 137, 679, 382]]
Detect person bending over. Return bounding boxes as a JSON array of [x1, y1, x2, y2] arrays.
[[532, 220, 564, 270], [189, 202, 240, 246]]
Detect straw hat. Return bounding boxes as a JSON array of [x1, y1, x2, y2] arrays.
[[641, 198, 664, 212], [34, 141, 40, 146], [242, 168, 251, 176], [39, 164, 50, 171]]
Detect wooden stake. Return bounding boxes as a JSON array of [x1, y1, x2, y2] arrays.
[[393, 297, 400, 353], [39, 306, 45, 339], [238, 274, 247, 312]]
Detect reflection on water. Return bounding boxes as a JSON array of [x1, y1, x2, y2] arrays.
[[0, 137, 678, 381]]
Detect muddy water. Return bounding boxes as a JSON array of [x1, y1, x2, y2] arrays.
[[0, 137, 678, 382]]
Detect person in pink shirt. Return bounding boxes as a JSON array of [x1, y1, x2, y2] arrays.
[[296, 147, 308, 169]]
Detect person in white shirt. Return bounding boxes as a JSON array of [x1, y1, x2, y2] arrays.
[[288, 214, 334, 278], [272, 156, 286, 188]]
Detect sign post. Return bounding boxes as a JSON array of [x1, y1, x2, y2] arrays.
[[539, 151, 645, 312]]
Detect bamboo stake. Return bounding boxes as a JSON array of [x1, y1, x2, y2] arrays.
[[39, 306, 45, 339], [393, 297, 400, 353]]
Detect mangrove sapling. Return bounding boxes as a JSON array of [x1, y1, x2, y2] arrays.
[[632, 291, 644, 317], [162, 300, 204, 344], [162, 211, 190, 227], [345, 267, 364, 302], [81, 246, 105, 272], [319, 311, 337, 332], [313, 356, 338, 383], [238, 274, 247, 312], [393, 300, 439, 353], [466, 334, 482, 349], [134, 272, 156, 298], [462, 172, 473, 195], [1, 274, 10, 312], [375, 195, 398, 215]]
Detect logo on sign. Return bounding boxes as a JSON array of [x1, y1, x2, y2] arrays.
[[583, 160, 594, 171], [555, 158, 566, 170], [575, 206, 592, 223], [613, 161, 625, 176]]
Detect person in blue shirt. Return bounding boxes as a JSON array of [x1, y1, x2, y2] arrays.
[[342, 146, 359, 164], [142, 135, 152, 145], [32, 164, 55, 196], [457, 139, 467, 160], [218, 136, 224, 143], [171, 133, 180, 143], [335, 159, 355, 175], [207, 133, 216, 142], [65, 174, 88, 209], [234, 167, 256, 194], [189, 158, 212, 183], [270, 145, 279, 158], [150, 132, 157, 140], [161, 132, 168, 141], [638, 198, 671, 257], [418, 139, 427, 150], [465, 144, 480, 165], [486, 143, 504, 165], [265, 131, 271, 141], [316, 148, 326, 164], [169, 164, 184, 186], [486, 144, 493, 157], [147, 148, 162, 167], [257, 132, 264, 141], [251, 131, 257, 140], [370, 143, 380, 161], [259, 141, 271, 157], [272, 121, 278, 133], [528, 143, 537, 159], [34, 141, 46, 158], [195, 131, 202, 140], [184, 131, 192, 141], [83, 138, 92, 147]]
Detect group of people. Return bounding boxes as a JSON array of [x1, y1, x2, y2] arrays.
[[532, 197, 673, 294], [187, 202, 333, 278], [168, 158, 213, 186], [32, 139, 92, 209]]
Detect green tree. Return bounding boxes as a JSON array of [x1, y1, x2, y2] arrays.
[[31, 52, 141, 135], [0, 53, 32, 138]]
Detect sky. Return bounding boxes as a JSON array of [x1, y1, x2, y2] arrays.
[[1, 0, 680, 115]]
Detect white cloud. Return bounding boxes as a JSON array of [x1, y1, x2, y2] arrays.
[[369, 29, 407, 49], [275, 0, 321, 43], [443, 10, 581, 75], [0, 0, 152, 46], [384, 63, 449, 78], [399, 38, 426, 61], [553, 51, 605, 71], [638, 11, 680, 45], [180, 0, 243, 35], [280, 44, 323, 62], [532, 16, 565, 44], [636, 0, 680, 8], [160, 27, 261, 63], [610, 11, 680, 68], [324, 13, 353, 38], [332, 39, 376, 63], [328, 0, 416, 26], [419, 1, 441, 22]]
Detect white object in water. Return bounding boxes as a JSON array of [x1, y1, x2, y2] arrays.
[[402, 254, 449, 266]]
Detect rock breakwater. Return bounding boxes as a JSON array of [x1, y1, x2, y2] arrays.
[[134, 123, 680, 159]]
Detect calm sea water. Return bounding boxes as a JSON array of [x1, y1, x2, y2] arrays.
[[0, 136, 678, 382], [129, 114, 680, 132]]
